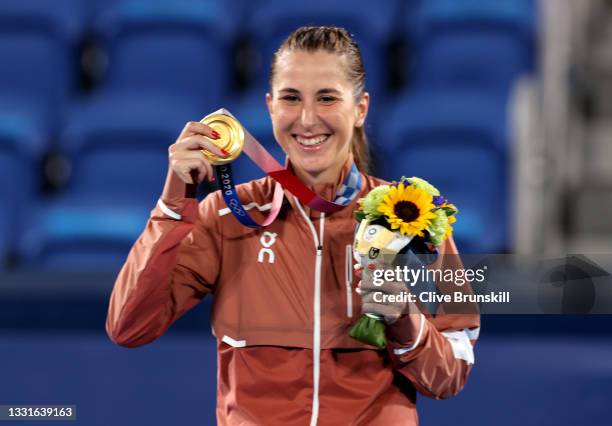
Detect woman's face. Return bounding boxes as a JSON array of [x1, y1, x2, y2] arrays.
[[266, 50, 369, 182]]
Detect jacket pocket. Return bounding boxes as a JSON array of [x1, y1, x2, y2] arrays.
[[345, 244, 353, 318]]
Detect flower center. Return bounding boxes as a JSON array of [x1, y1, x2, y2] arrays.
[[394, 201, 420, 222]]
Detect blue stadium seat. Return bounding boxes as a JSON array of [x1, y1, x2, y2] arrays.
[[378, 90, 510, 253], [86, 0, 119, 21], [0, 96, 49, 268], [18, 195, 150, 269], [25, 87, 216, 269], [0, 0, 85, 108], [248, 0, 401, 100], [0, 2, 87, 241], [59, 91, 207, 204], [0, 148, 28, 266], [406, 0, 535, 92], [94, 0, 238, 104]]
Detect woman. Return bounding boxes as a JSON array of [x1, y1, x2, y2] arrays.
[[106, 26, 480, 425]]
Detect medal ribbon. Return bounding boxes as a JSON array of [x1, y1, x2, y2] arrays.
[[213, 110, 362, 228]]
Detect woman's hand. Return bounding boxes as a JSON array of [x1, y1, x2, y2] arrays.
[[354, 258, 413, 324], [168, 121, 229, 184]]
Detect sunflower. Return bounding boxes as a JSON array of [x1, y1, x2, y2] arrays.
[[377, 183, 437, 237]]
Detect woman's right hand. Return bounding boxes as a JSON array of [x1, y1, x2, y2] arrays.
[[168, 121, 229, 184]]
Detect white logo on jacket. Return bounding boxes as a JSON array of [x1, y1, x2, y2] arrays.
[[258, 231, 277, 264]]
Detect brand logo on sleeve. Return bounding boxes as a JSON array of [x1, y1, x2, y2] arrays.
[[258, 231, 277, 264]]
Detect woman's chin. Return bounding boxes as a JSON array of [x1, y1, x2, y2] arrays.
[[292, 159, 329, 177]]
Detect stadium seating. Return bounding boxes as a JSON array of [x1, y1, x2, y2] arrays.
[[0, 0, 537, 267], [247, 0, 401, 99], [19, 90, 207, 268], [0, 0, 85, 108], [405, 0, 535, 92], [59, 92, 207, 202], [0, 97, 50, 267], [93, 0, 237, 102], [0, 0, 89, 266], [17, 195, 149, 269], [378, 89, 510, 253]]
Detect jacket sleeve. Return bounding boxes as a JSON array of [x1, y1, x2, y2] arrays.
[[385, 237, 481, 399], [106, 170, 222, 348]]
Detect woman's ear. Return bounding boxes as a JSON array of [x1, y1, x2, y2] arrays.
[[355, 92, 370, 128], [266, 93, 273, 117]]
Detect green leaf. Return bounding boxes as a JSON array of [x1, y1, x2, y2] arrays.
[[349, 315, 387, 349], [442, 206, 457, 216], [354, 210, 367, 222]]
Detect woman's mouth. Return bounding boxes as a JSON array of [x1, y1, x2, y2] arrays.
[[293, 134, 331, 147]]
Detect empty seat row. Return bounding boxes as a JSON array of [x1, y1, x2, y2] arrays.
[[0, 0, 534, 268], [0, 0, 536, 109], [0, 87, 513, 269]]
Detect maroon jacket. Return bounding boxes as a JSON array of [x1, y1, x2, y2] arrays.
[[106, 157, 480, 425]]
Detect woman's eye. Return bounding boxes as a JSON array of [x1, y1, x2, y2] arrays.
[[319, 96, 337, 103], [280, 95, 300, 102]]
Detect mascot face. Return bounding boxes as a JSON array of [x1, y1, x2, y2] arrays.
[[353, 219, 413, 261]]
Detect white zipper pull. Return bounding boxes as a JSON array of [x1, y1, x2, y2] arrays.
[[345, 244, 353, 318]]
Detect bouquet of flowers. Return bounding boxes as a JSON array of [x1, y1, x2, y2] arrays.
[[349, 176, 458, 348]]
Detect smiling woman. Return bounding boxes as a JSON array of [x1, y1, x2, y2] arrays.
[[266, 50, 369, 185], [106, 26, 480, 426], [267, 27, 370, 184]]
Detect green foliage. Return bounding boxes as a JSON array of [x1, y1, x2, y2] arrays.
[[428, 209, 448, 246], [358, 185, 390, 220], [406, 176, 440, 196]]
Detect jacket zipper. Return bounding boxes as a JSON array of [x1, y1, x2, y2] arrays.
[[311, 244, 322, 426], [294, 198, 324, 426], [345, 244, 353, 318]]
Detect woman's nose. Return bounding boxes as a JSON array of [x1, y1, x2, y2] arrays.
[[299, 103, 317, 128]]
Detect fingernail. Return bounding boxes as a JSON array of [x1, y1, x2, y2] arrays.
[[212, 131, 220, 139], [209, 174, 216, 182], [367, 263, 377, 270], [221, 149, 230, 156]]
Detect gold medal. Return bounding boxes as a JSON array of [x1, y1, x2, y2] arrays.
[[199, 112, 244, 165]]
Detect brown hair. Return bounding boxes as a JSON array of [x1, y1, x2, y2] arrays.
[[269, 26, 370, 173]]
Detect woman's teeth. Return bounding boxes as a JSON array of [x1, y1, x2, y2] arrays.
[[295, 135, 329, 146]]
